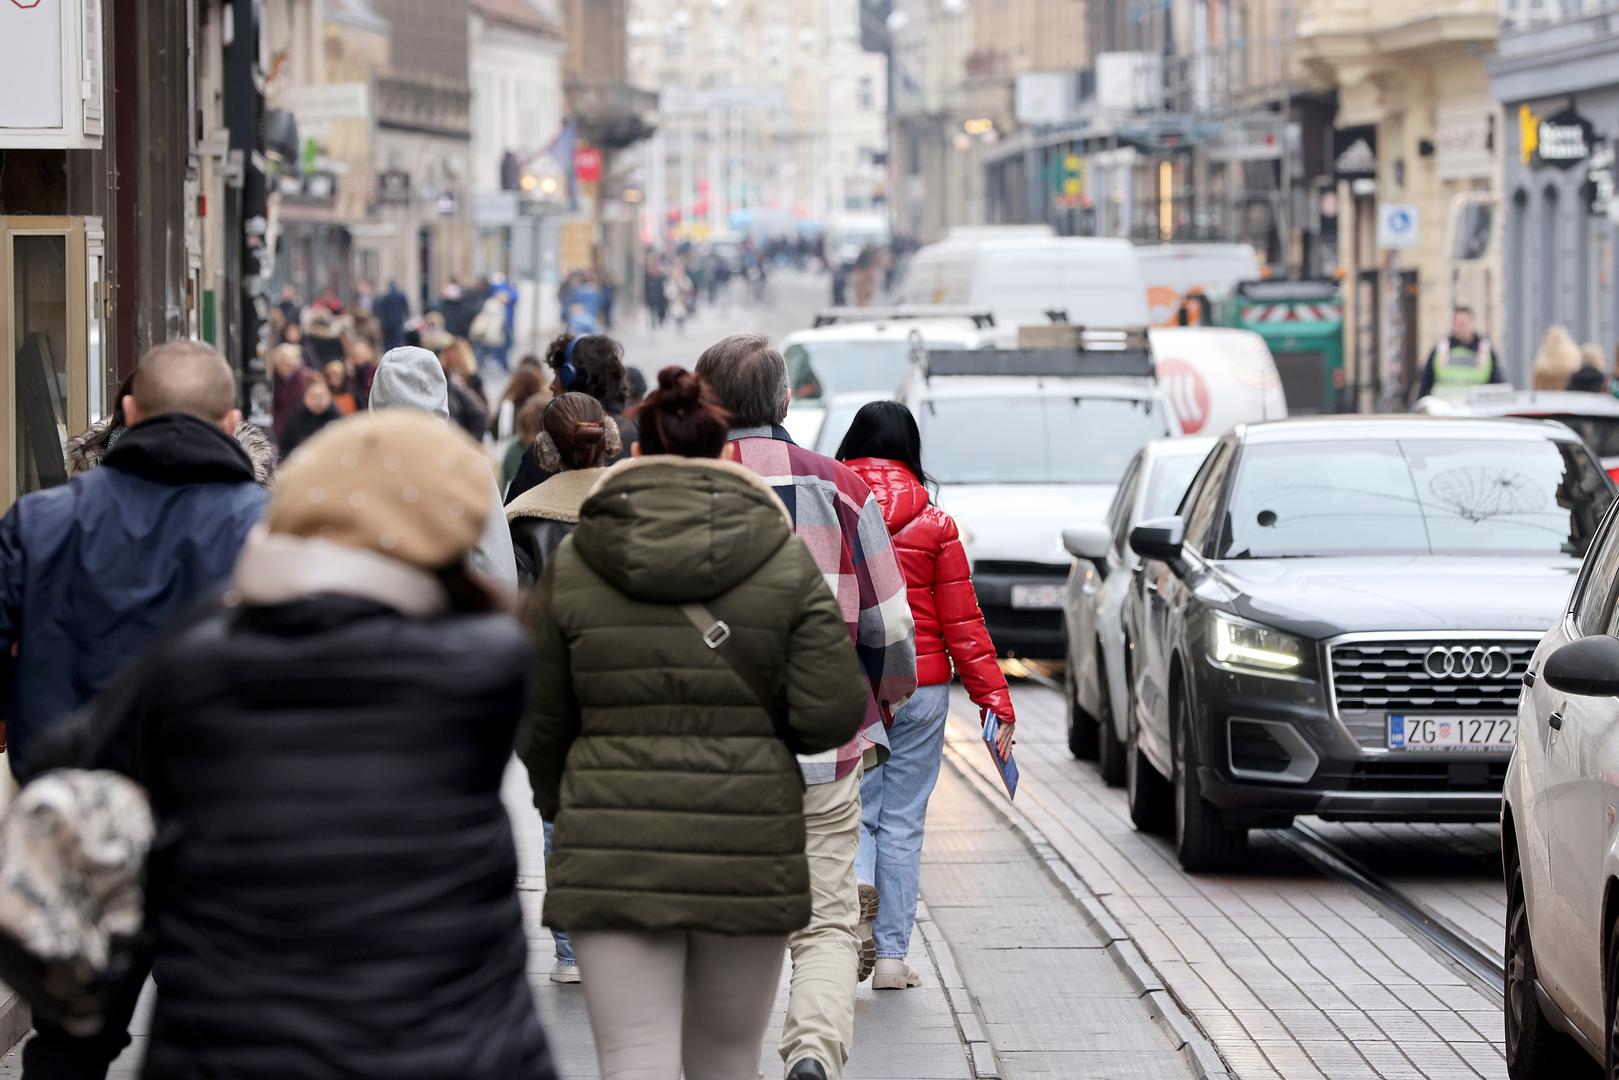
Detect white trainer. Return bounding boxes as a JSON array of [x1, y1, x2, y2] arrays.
[[550, 959, 582, 984], [871, 958, 921, 990]]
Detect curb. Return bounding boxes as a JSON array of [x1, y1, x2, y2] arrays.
[[914, 902, 1003, 1080], [941, 738, 1232, 1080]]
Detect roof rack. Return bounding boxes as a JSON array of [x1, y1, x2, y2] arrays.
[[924, 324, 1156, 380], [813, 306, 997, 329]]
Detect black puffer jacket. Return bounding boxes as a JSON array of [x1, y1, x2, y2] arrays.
[[48, 593, 554, 1080]]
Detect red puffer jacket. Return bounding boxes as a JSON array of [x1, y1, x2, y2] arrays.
[[845, 459, 1015, 725]]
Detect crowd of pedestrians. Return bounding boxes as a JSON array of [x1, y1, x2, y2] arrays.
[[0, 307, 1017, 1078]]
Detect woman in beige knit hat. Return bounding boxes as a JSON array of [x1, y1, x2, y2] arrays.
[[41, 410, 557, 1079]]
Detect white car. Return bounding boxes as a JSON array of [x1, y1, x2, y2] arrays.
[[1059, 437, 1215, 783], [780, 320, 991, 449], [1414, 387, 1619, 481], [1503, 497, 1619, 1077], [897, 341, 1183, 658]]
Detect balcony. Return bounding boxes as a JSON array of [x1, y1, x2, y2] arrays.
[[566, 79, 657, 150], [1298, 0, 1497, 63]]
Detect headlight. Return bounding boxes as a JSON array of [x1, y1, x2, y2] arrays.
[[1210, 613, 1306, 676]]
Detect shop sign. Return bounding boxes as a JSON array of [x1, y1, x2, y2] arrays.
[[1333, 125, 1377, 182], [1436, 103, 1494, 181], [376, 170, 411, 206], [574, 147, 604, 185], [1523, 104, 1595, 169], [1587, 143, 1614, 217]]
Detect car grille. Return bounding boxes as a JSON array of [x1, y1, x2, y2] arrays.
[[1341, 759, 1507, 793], [1327, 638, 1536, 750]]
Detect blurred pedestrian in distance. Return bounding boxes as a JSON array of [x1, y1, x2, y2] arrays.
[[1532, 324, 1583, 391], [505, 334, 637, 502], [492, 367, 550, 495], [324, 360, 360, 416], [370, 346, 517, 589], [353, 277, 375, 312], [0, 341, 268, 1077], [837, 402, 1014, 990], [504, 395, 550, 497], [278, 372, 343, 458], [471, 289, 513, 372], [506, 392, 620, 588], [438, 338, 490, 439], [374, 280, 411, 352], [1415, 307, 1501, 400], [492, 365, 548, 444], [518, 352, 545, 376], [695, 334, 917, 1080], [1570, 343, 1611, 392], [350, 308, 383, 354], [645, 254, 669, 329], [270, 343, 309, 438], [626, 366, 649, 405], [522, 366, 866, 1079], [348, 338, 380, 405], [302, 307, 348, 367], [37, 412, 557, 1080], [276, 282, 301, 328]]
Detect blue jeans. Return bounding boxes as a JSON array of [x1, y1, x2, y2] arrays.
[[855, 682, 950, 960], [543, 820, 575, 964]]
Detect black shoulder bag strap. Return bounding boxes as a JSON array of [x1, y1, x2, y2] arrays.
[[678, 602, 798, 753]]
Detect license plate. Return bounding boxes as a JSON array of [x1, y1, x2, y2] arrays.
[[1010, 584, 1066, 610], [1387, 714, 1515, 752]]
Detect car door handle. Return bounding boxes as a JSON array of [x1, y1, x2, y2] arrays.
[[1524, 669, 1536, 688], [1549, 710, 1564, 731]]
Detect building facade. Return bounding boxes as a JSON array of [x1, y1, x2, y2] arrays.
[[1298, 0, 1498, 405], [628, 0, 885, 241], [1491, 10, 1619, 383], [469, 0, 566, 346], [371, 0, 476, 313]]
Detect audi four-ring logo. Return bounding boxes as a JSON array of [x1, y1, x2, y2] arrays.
[[1423, 646, 1512, 679]]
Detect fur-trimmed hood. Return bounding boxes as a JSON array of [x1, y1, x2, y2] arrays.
[[67, 417, 278, 487], [505, 467, 609, 525], [573, 455, 796, 604]]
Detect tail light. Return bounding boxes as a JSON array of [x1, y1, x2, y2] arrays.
[[1607, 465, 1619, 485]]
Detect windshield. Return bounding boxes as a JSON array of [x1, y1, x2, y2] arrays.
[[1219, 438, 1613, 559], [1516, 413, 1619, 459], [922, 395, 1172, 485], [785, 341, 913, 404], [1145, 453, 1209, 520]]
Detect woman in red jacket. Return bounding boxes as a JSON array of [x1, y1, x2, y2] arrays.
[[838, 401, 1015, 990]]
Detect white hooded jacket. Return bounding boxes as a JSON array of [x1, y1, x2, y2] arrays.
[[369, 347, 519, 588]]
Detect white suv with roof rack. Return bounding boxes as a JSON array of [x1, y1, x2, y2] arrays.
[[897, 326, 1183, 658]]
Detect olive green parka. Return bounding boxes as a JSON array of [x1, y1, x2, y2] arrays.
[[522, 454, 868, 936]]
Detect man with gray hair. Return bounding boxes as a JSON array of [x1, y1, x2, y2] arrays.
[[0, 340, 269, 1077], [696, 334, 917, 1080]]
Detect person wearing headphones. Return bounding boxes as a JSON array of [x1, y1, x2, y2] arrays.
[[505, 334, 638, 504]]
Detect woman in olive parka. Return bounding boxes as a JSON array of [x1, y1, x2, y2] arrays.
[[521, 366, 867, 1080]]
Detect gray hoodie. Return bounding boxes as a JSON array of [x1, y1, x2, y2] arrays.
[[370, 347, 518, 588]]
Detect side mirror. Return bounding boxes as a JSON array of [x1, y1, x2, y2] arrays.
[[1130, 516, 1186, 571], [1543, 635, 1619, 697], [1062, 523, 1114, 573]]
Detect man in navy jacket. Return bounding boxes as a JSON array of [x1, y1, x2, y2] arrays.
[[0, 339, 269, 1076]]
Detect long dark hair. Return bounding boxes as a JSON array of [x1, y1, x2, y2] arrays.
[[836, 401, 929, 488]]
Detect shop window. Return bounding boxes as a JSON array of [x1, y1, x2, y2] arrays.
[[1, 218, 104, 510]]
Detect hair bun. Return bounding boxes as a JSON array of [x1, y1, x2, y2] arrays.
[[656, 366, 702, 410]]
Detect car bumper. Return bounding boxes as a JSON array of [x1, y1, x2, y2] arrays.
[[973, 567, 1067, 659], [1192, 655, 1507, 826]]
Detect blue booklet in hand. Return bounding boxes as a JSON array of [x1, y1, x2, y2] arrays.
[[982, 711, 1019, 800]]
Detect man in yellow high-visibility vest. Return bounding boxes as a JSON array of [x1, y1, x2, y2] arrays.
[[1416, 306, 1504, 399]]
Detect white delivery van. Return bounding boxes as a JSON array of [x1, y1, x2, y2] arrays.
[[1136, 243, 1262, 327], [1147, 326, 1287, 436], [894, 237, 1150, 329]]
